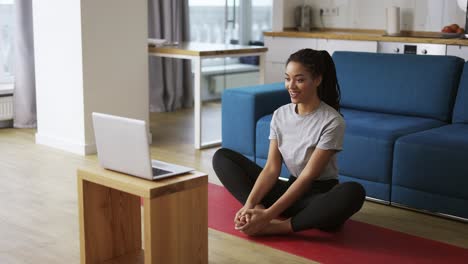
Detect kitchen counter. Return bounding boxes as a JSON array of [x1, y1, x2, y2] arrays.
[[264, 29, 468, 46]]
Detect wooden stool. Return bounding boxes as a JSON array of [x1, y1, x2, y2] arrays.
[[77, 166, 208, 264]]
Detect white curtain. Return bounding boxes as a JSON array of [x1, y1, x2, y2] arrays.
[[13, 0, 36, 128], [148, 0, 193, 112]]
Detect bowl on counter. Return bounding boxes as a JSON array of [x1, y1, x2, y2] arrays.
[[441, 32, 465, 39]]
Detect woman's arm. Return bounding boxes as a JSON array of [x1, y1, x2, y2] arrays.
[[265, 148, 336, 218], [243, 139, 283, 208], [238, 147, 336, 234], [239, 115, 345, 234], [234, 139, 282, 227]]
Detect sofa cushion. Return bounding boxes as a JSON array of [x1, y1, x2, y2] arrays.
[[453, 62, 468, 124], [391, 185, 468, 218], [338, 108, 446, 185], [393, 124, 468, 200], [339, 174, 391, 202], [222, 82, 289, 159], [333, 52, 464, 122]]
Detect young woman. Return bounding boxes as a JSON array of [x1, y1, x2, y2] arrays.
[[212, 49, 365, 236]]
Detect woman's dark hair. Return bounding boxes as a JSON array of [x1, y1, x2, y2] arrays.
[[286, 49, 341, 112]]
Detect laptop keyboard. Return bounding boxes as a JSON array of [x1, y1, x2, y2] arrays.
[[152, 167, 173, 176]]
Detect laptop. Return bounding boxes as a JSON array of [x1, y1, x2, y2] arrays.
[[92, 112, 194, 180]]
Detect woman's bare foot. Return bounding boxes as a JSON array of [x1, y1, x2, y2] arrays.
[[248, 218, 293, 236]]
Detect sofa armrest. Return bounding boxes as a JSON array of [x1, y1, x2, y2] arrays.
[[221, 82, 289, 159]]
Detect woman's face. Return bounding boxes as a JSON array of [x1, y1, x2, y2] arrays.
[[285, 61, 321, 105]]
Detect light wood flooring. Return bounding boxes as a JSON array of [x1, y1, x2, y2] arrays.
[[0, 107, 467, 264]]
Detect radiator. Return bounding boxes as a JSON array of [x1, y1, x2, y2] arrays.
[[0, 96, 14, 121]]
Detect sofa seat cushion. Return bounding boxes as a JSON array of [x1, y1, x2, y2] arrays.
[[338, 108, 446, 184], [393, 124, 468, 200]]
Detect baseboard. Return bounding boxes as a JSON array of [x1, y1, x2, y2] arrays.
[[391, 202, 468, 223], [365, 196, 391, 205], [36, 131, 153, 156], [35, 133, 96, 156]]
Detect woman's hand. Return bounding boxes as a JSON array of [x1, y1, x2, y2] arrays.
[[234, 205, 253, 228], [234, 203, 266, 229], [236, 208, 273, 235]]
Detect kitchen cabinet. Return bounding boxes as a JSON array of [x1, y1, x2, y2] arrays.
[[264, 36, 318, 62], [264, 34, 468, 83], [447, 45, 468, 61], [264, 36, 379, 83], [265, 61, 285, 84], [265, 62, 287, 83], [264, 36, 318, 83], [317, 39, 378, 55]]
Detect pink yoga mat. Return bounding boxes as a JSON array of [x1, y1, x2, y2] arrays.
[[208, 183, 468, 264]]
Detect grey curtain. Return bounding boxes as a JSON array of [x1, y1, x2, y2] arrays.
[[148, 0, 193, 112], [13, 0, 36, 128]]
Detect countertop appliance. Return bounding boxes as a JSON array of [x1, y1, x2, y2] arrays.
[[295, 5, 312, 32], [377, 42, 446, 55]]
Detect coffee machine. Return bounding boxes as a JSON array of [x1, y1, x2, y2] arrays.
[[295, 5, 313, 31]]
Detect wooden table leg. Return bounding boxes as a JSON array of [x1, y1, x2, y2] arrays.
[[78, 179, 142, 264], [143, 184, 208, 264]]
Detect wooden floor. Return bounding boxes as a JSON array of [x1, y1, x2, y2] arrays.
[[0, 108, 467, 264]]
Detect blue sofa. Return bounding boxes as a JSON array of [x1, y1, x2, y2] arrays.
[[392, 61, 468, 219], [222, 51, 468, 219]]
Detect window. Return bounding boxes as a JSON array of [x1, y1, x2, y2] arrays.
[[251, 0, 272, 43], [0, 0, 14, 84], [189, 0, 271, 45], [189, 0, 272, 100], [188, 0, 272, 143]]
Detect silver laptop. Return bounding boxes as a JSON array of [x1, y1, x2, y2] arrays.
[[92, 112, 194, 180]]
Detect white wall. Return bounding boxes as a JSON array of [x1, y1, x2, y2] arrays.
[[272, 0, 284, 31], [275, 0, 465, 31], [33, 0, 149, 155], [33, 0, 86, 153], [81, 0, 149, 147]]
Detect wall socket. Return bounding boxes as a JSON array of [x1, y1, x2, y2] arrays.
[[320, 7, 339, 17]]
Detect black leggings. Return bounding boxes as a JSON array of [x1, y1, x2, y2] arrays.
[[212, 148, 366, 232]]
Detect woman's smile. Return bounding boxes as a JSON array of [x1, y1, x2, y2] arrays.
[[289, 90, 300, 99]]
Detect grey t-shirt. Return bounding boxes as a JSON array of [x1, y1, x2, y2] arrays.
[[269, 101, 345, 180]]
